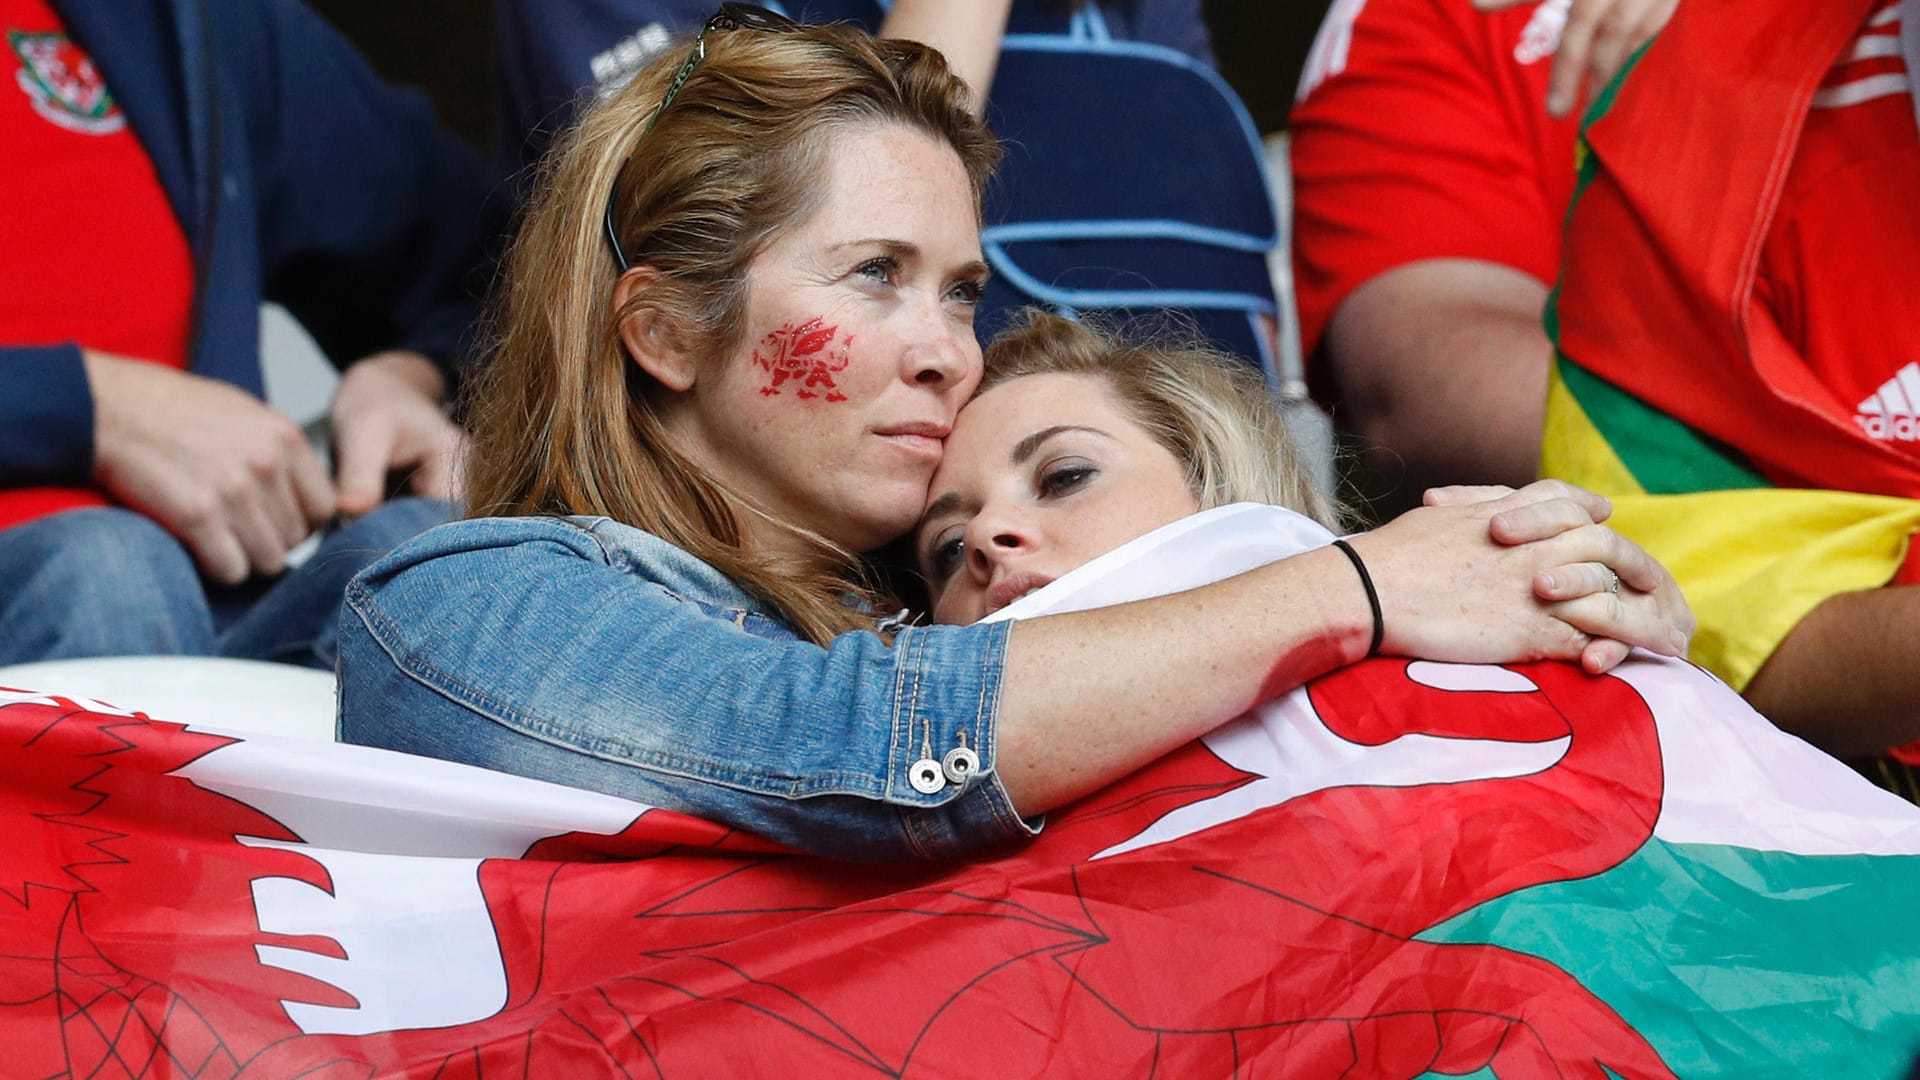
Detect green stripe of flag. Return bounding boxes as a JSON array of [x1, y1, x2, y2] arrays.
[[1421, 840, 1920, 1077], [1556, 356, 1769, 493], [1544, 37, 1769, 497]]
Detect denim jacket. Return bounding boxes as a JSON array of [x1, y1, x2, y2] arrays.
[[337, 515, 1037, 861]]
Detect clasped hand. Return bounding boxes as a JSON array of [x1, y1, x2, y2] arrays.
[[1346, 479, 1694, 673], [86, 349, 465, 585]]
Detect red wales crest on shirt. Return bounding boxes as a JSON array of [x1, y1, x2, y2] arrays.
[[8, 29, 124, 134]]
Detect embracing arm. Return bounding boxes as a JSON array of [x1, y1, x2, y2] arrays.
[[1744, 587, 1920, 759], [993, 482, 1692, 812], [995, 543, 1370, 811], [342, 487, 1687, 858]]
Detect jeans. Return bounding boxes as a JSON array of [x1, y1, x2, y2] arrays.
[[0, 498, 451, 668]]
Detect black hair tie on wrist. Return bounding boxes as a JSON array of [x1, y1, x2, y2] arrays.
[[1331, 539, 1384, 658]]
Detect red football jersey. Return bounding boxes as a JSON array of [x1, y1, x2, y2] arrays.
[[1289, 0, 1580, 363], [0, 0, 195, 530], [1758, 0, 1920, 458]]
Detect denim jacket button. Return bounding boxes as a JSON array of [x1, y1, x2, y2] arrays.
[[909, 758, 947, 794], [941, 746, 980, 786]]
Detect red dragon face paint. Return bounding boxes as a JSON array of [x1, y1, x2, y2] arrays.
[[753, 317, 852, 402]]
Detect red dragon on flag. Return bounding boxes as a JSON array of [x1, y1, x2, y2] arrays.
[[0, 654, 1677, 1078]]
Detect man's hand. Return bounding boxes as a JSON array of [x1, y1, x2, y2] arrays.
[[330, 350, 467, 515], [1474, 0, 1679, 117], [85, 350, 335, 584]]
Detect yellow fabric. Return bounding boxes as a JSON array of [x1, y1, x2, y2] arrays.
[[1542, 365, 1920, 691], [1607, 489, 1920, 691], [1540, 363, 1644, 497]]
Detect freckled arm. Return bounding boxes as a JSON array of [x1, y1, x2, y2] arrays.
[[989, 483, 1695, 815], [993, 544, 1372, 815]]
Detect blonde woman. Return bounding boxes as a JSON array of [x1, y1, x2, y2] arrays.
[[919, 312, 1688, 651], [917, 311, 1341, 626], [338, 7, 1691, 861]]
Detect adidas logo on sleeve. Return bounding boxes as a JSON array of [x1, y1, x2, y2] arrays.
[[1855, 363, 1920, 441]]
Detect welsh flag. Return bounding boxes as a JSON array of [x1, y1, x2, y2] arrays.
[[1541, 0, 1920, 699], [4, 504, 1919, 1078]]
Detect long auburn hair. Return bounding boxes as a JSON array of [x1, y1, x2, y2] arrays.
[[981, 311, 1343, 530], [464, 23, 999, 645]]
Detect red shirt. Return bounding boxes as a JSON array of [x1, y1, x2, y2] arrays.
[[0, 0, 195, 529], [1289, 0, 1580, 365], [1758, 0, 1920, 454], [1752, 0, 1920, 597]]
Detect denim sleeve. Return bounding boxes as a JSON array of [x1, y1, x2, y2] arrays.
[[339, 527, 1039, 862]]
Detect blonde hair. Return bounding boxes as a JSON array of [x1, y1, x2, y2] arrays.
[[981, 311, 1341, 530], [464, 23, 999, 645]]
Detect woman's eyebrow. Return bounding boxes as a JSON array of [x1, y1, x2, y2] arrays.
[[1010, 425, 1112, 466], [920, 490, 968, 529], [919, 425, 1116, 531], [826, 237, 916, 257]]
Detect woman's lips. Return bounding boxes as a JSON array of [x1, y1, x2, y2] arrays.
[[984, 571, 1055, 616], [875, 422, 950, 461], [878, 432, 944, 459]]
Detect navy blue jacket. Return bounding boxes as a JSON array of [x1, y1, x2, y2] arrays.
[[4, 0, 491, 489]]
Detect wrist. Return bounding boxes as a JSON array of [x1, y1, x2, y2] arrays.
[[1330, 539, 1385, 659], [81, 349, 135, 470], [1269, 544, 1377, 669]]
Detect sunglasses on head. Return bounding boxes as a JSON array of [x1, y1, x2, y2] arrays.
[[603, 3, 802, 273]]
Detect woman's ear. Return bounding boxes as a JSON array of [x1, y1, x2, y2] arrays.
[[613, 267, 696, 392]]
